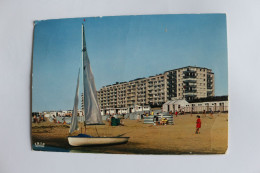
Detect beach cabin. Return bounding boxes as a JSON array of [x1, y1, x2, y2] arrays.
[[103, 108, 116, 115], [49, 111, 57, 117], [43, 112, 51, 118], [143, 105, 151, 112], [162, 99, 189, 112], [189, 101, 228, 113], [129, 104, 151, 113], [117, 108, 128, 114], [188, 96, 229, 113]]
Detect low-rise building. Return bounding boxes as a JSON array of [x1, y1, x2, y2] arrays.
[[162, 96, 228, 113]]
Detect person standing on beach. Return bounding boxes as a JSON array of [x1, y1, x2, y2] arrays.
[[195, 115, 201, 134]]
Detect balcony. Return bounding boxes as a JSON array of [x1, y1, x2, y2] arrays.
[[183, 70, 196, 74], [184, 89, 197, 93], [183, 75, 196, 79], [183, 79, 196, 83], [183, 93, 197, 96], [185, 83, 197, 87]]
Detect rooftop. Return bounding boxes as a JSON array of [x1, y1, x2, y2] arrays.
[[100, 66, 213, 89]]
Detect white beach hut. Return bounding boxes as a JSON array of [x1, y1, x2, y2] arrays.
[[162, 99, 190, 112]]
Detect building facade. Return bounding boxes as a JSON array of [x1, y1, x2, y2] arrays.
[[165, 66, 215, 101], [162, 96, 228, 113], [97, 66, 215, 109]]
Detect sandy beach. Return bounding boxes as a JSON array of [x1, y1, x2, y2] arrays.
[[32, 113, 228, 154]]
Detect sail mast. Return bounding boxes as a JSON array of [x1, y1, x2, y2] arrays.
[[82, 23, 85, 125]]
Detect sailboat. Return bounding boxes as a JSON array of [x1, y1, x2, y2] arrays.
[[68, 23, 129, 146]]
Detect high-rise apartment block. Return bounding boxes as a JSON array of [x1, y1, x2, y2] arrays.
[[97, 66, 214, 109]]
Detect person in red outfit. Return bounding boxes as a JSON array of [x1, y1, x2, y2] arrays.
[[195, 115, 201, 134]]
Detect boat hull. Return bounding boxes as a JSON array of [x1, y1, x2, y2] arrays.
[[68, 136, 129, 146]]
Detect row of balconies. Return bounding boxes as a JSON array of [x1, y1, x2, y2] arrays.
[[99, 92, 117, 95], [183, 70, 196, 74], [137, 95, 146, 97], [167, 73, 176, 77], [98, 97, 124, 100], [148, 97, 165, 101], [184, 83, 197, 87], [137, 87, 146, 90], [148, 80, 164, 84], [183, 93, 197, 96], [100, 83, 167, 94], [137, 99, 146, 102], [148, 89, 165, 93], [136, 92, 146, 94], [183, 75, 196, 79], [183, 79, 196, 83], [184, 89, 197, 93]]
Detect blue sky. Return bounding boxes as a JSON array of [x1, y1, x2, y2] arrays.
[[32, 14, 228, 112]]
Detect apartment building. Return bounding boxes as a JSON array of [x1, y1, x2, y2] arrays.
[[97, 66, 214, 109], [165, 66, 215, 101]]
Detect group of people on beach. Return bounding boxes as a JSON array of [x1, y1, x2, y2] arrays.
[[166, 110, 185, 118], [153, 113, 168, 125], [52, 116, 67, 124], [152, 111, 202, 134], [32, 115, 45, 123]]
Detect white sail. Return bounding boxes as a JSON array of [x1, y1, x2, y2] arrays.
[[68, 23, 129, 147], [69, 69, 80, 133], [82, 24, 103, 125]]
